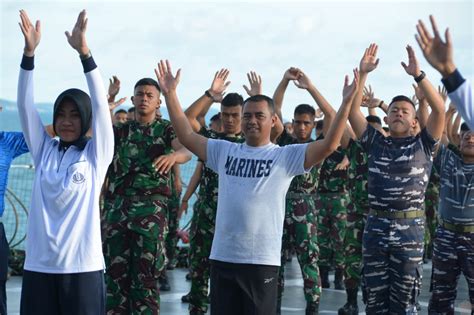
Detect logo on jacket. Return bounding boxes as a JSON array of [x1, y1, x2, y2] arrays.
[[72, 172, 85, 184]]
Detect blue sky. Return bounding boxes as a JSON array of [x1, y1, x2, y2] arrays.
[[1, 0, 472, 121]]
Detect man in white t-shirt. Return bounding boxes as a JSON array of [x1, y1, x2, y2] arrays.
[[155, 60, 359, 315]]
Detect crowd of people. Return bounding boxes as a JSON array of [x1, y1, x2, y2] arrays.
[[0, 8, 472, 315]]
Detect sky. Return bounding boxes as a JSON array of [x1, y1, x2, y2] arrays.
[[1, 0, 473, 122]]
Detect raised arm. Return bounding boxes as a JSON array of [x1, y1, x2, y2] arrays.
[[17, 10, 47, 164], [66, 10, 114, 167], [184, 69, 230, 132], [415, 15, 472, 129], [156, 60, 208, 161], [107, 76, 120, 103], [412, 84, 429, 129], [294, 70, 336, 136], [401, 45, 445, 140], [273, 67, 301, 122], [304, 69, 359, 169], [349, 44, 380, 139], [243, 71, 263, 97]]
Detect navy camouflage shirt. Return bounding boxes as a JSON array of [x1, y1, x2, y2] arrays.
[[361, 125, 436, 212]]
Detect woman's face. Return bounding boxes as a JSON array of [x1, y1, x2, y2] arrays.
[[55, 100, 82, 142]]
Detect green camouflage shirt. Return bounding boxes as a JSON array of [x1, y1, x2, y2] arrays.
[[277, 130, 320, 196], [317, 145, 348, 193], [106, 118, 176, 197], [197, 127, 245, 203], [347, 139, 368, 208]]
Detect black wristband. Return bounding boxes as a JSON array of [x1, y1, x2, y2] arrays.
[[21, 55, 35, 71], [414, 70, 426, 83], [205, 90, 215, 102]]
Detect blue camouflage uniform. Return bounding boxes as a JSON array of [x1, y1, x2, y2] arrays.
[[360, 125, 436, 314], [428, 145, 474, 313]]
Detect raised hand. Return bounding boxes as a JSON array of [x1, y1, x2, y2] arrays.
[[209, 68, 231, 102], [359, 43, 379, 74], [155, 59, 181, 96], [283, 67, 301, 81], [108, 76, 121, 99], [438, 85, 448, 104], [243, 71, 262, 96], [361, 85, 380, 108], [65, 10, 89, 55], [108, 97, 127, 112], [315, 108, 324, 119], [19, 10, 41, 57], [293, 71, 313, 90], [342, 69, 360, 104], [415, 15, 455, 77], [412, 83, 426, 102], [401, 45, 421, 77]]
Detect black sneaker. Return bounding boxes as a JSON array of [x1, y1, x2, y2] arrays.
[[338, 302, 359, 315], [181, 292, 191, 303]]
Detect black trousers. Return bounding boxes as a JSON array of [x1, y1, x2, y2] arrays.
[[0, 223, 8, 315], [20, 269, 106, 315], [210, 259, 279, 315]]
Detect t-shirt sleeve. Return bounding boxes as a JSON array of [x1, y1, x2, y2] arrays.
[[360, 124, 378, 152], [6, 132, 29, 159], [420, 128, 438, 157], [282, 143, 309, 177], [206, 138, 229, 173]]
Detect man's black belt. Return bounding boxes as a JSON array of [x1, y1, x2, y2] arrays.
[[369, 209, 424, 219]]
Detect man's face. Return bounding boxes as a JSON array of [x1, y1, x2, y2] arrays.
[[55, 100, 82, 142], [114, 112, 128, 125], [384, 101, 417, 137], [132, 85, 161, 118], [220, 105, 242, 134], [292, 113, 315, 141], [241, 100, 275, 142], [460, 131, 474, 159]]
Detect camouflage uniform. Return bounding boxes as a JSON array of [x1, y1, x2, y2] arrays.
[[164, 170, 180, 268], [361, 126, 436, 314], [424, 168, 439, 259], [188, 127, 244, 314], [428, 145, 474, 313], [317, 148, 349, 271], [344, 139, 368, 290], [102, 118, 175, 315], [276, 130, 321, 305]]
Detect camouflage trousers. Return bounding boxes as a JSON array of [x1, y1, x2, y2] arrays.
[[102, 196, 168, 315], [316, 192, 348, 268], [278, 195, 320, 303], [164, 190, 180, 267], [362, 216, 424, 314], [343, 200, 368, 290], [428, 226, 474, 313], [424, 186, 439, 254], [188, 198, 216, 314]]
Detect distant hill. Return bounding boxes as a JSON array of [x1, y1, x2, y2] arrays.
[[0, 98, 220, 131]]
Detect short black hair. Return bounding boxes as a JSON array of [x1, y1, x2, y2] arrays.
[[316, 120, 323, 130], [134, 78, 161, 93], [221, 93, 244, 108], [115, 109, 127, 115], [210, 113, 221, 122], [128, 107, 135, 113], [243, 94, 275, 114], [294, 104, 315, 117], [389, 95, 416, 109], [461, 122, 470, 132], [366, 115, 382, 125]]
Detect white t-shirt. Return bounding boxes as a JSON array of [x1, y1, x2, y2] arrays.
[[206, 139, 308, 266]]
